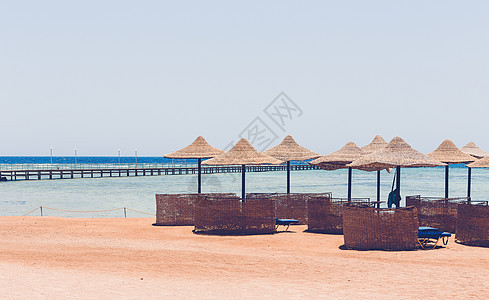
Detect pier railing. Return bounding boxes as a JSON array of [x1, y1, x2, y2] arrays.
[[0, 163, 318, 181], [0, 163, 195, 171]]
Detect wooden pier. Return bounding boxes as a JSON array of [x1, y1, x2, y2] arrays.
[[0, 165, 318, 181]]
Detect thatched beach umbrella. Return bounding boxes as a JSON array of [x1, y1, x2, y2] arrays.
[[461, 142, 489, 159], [164, 136, 224, 194], [310, 142, 365, 201], [361, 135, 388, 205], [427, 140, 475, 199], [264, 135, 320, 194], [202, 138, 283, 199], [361, 135, 388, 155], [348, 137, 445, 207], [467, 156, 489, 168], [461, 142, 487, 198], [466, 156, 489, 201]]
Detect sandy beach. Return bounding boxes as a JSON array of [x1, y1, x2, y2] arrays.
[[0, 216, 488, 299]]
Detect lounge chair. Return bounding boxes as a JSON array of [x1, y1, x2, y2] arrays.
[[275, 218, 299, 231], [418, 226, 451, 249]]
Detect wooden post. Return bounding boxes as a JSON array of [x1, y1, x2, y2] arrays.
[[287, 161, 291, 194], [445, 165, 449, 199], [396, 166, 401, 207], [347, 167, 352, 202], [467, 167, 472, 202], [377, 170, 381, 208], [198, 158, 202, 194], [242, 164, 246, 200]]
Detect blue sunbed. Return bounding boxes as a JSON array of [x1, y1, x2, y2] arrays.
[[275, 218, 299, 231], [418, 227, 451, 249]]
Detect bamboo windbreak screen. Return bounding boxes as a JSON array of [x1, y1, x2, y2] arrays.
[[406, 195, 468, 233], [342, 204, 419, 250], [155, 193, 237, 226], [456, 202, 489, 247], [307, 196, 370, 234], [247, 193, 331, 225], [193, 196, 276, 235]]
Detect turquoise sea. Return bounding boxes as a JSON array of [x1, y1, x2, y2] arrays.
[[1, 158, 488, 217]]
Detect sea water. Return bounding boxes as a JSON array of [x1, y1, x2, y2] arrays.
[[0, 158, 488, 217]]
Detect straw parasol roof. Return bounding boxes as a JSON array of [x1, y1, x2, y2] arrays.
[[310, 142, 364, 170], [348, 137, 445, 170], [467, 156, 489, 168], [264, 135, 320, 161], [164, 136, 224, 159], [427, 140, 476, 164], [460, 142, 489, 159], [361, 135, 388, 155], [202, 138, 283, 166]]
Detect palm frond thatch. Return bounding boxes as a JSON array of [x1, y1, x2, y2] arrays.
[[164, 136, 224, 159], [361, 135, 388, 155], [348, 136, 445, 170], [202, 138, 283, 166], [427, 139, 476, 164], [310, 142, 364, 170], [460, 142, 489, 159], [264, 135, 320, 161]]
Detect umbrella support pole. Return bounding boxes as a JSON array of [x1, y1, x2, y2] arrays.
[[396, 166, 401, 207], [467, 167, 471, 202], [445, 165, 449, 199], [287, 161, 290, 194], [242, 165, 246, 200], [198, 158, 202, 194], [377, 170, 381, 208], [347, 167, 352, 202]]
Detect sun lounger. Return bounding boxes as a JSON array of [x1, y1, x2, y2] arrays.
[[275, 218, 299, 231], [418, 226, 451, 249]]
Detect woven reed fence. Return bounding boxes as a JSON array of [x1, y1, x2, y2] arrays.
[[342, 204, 419, 250], [406, 195, 468, 233], [155, 193, 236, 226], [456, 202, 489, 247], [307, 197, 371, 234], [193, 196, 276, 235], [247, 193, 331, 224]]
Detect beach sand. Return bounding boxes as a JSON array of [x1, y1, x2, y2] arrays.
[[0, 216, 488, 299]]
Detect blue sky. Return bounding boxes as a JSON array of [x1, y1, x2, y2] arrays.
[[1, 1, 488, 156]]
